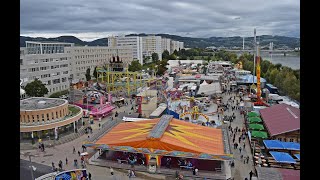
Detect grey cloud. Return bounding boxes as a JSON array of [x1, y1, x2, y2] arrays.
[[20, 0, 299, 40]]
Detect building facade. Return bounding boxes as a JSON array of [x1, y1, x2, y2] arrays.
[[66, 46, 133, 82], [20, 42, 74, 96], [170, 40, 184, 53], [161, 38, 171, 54], [20, 97, 83, 140], [108, 36, 143, 65], [20, 41, 134, 96], [142, 35, 162, 61]]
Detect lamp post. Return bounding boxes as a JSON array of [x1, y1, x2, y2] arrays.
[[21, 152, 39, 180]]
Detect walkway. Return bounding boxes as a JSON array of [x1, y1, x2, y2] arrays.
[[221, 89, 258, 180]]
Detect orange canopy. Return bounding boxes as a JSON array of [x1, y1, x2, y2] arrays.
[[95, 119, 226, 155]]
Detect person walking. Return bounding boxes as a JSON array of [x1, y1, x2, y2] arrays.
[[249, 170, 254, 180], [78, 151, 81, 156], [239, 147, 242, 153], [73, 146, 76, 154], [66, 157, 68, 165], [246, 156, 250, 164], [88, 172, 92, 180], [243, 142, 246, 149]]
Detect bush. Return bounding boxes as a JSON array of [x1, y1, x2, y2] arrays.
[[49, 90, 69, 98]]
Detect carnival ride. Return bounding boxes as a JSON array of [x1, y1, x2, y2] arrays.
[[253, 44, 269, 107], [96, 66, 161, 96]]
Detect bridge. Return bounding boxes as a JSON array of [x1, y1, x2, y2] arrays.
[[226, 49, 294, 53]]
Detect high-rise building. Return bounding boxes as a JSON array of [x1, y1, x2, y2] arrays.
[[142, 35, 162, 62], [161, 38, 171, 54], [107, 36, 143, 65], [20, 41, 74, 96]]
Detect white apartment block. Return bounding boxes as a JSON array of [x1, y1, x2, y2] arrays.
[[20, 41, 74, 96], [170, 40, 184, 53], [108, 36, 143, 65], [20, 41, 133, 96], [161, 38, 171, 54], [66, 46, 133, 81], [142, 35, 162, 61]]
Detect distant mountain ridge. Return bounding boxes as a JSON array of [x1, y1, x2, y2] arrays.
[[20, 34, 300, 49]]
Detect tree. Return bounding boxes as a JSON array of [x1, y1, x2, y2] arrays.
[[168, 54, 177, 60], [128, 60, 142, 72], [85, 68, 91, 81], [156, 59, 169, 75], [189, 56, 195, 60], [179, 54, 188, 60], [173, 50, 178, 55], [93, 66, 98, 79], [152, 53, 159, 62], [25, 78, 49, 97], [162, 50, 170, 60]]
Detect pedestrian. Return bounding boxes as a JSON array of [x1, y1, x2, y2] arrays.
[[238, 136, 241, 143], [66, 157, 68, 165], [88, 172, 92, 180], [240, 154, 243, 160], [249, 170, 254, 180], [99, 123, 101, 129], [52, 162, 55, 171], [73, 146, 76, 154], [78, 151, 81, 156], [233, 137, 235, 143], [243, 142, 246, 149], [246, 156, 249, 164], [239, 147, 242, 153], [110, 167, 114, 175]]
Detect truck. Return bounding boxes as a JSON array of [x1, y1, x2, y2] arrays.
[[265, 84, 279, 94]]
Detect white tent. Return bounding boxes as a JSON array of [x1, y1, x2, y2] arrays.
[[200, 80, 208, 86]]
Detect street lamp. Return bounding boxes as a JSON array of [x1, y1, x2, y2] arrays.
[[21, 152, 39, 180]]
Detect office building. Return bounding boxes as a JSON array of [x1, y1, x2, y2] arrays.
[[142, 35, 162, 62]]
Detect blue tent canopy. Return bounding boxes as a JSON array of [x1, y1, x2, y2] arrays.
[[263, 140, 285, 149], [269, 151, 296, 164], [294, 154, 300, 160], [263, 140, 300, 151], [281, 142, 300, 151]]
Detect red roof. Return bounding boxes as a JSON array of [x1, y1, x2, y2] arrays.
[[278, 169, 300, 180], [260, 104, 300, 136]]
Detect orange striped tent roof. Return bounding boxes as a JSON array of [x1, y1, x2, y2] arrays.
[[95, 119, 226, 155]]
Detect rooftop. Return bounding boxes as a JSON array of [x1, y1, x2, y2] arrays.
[[260, 104, 300, 136], [20, 97, 67, 111]]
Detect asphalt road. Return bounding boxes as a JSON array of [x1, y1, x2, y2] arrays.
[[20, 159, 53, 180]]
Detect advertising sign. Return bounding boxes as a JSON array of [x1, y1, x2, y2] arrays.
[[54, 169, 87, 180]]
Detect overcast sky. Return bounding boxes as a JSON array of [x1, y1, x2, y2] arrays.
[[21, 0, 300, 41]]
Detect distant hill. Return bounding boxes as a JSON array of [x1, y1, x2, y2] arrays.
[[20, 34, 300, 49]]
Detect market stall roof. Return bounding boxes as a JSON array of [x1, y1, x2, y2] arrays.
[[281, 142, 300, 151], [247, 111, 259, 117], [269, 151, 296, 164], [294, 154, 300, 160], [251, 131, 268, 139], [263, 140, 300, 151], [248, 117, 262, 123], [263, 140, 285, 149], [256, 167, 300, 180], [260, 104, 300, 137], [249, 123, 265, 130], [85, 115, 232, 160]]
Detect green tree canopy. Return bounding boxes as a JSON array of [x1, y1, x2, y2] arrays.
[[168, 54, 177, 60], [162, 50, 170, 60], [128, 60, 142, 72], [152, 52, 159, 62], [93, 66, 98, 79], [85, 68, 91, 81], [25, 78, 49, 97]]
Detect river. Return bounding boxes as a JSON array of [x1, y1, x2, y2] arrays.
[[237, 52, 300, 70]]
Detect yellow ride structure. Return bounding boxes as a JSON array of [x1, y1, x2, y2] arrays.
[[96, 65, 161, 96], [180, 106, 210, 122]]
